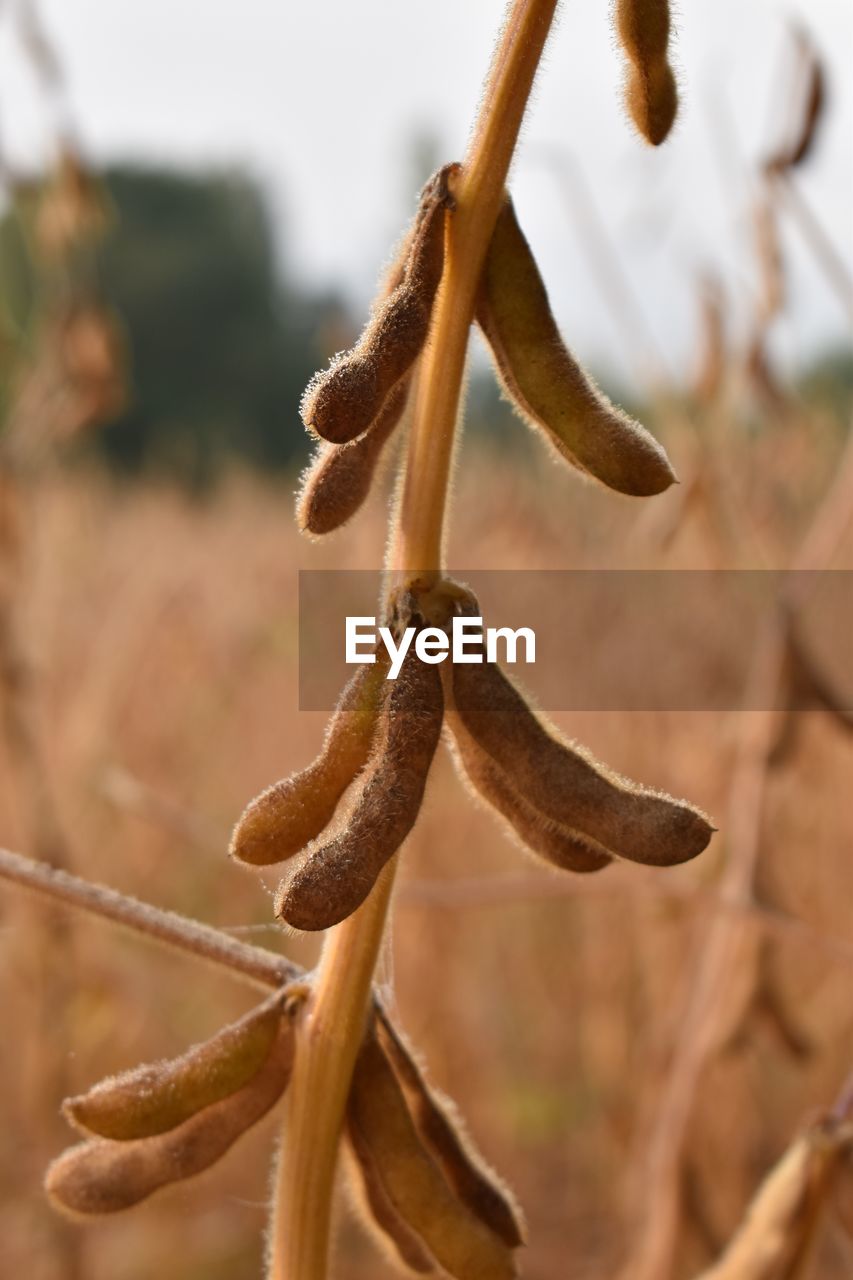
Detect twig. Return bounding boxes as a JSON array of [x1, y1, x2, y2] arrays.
[[627, 421, 853, 1280], [0, 846, 295, 991]]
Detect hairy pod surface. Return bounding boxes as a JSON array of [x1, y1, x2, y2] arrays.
[[477, 197, 676, 497], [64, 990, 286, 1140], [347, 1023, 518, 1280], [450, 654, 713, 868], [230, 652, 390, 866], [301, 163, 458, 444], [447, 713, 611, 874], [47, 1021, 294, 1216], [616, 0, 678, 145], [376, 1006, 526, 1249], [297, 377, 411, 537], [277, 646, 444, 930], [345, 1140, 437, 1273]]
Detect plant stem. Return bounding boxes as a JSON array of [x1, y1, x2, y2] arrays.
[[271, 3, 558, 1278], [0, 846, 294, 991], [393, 0, 559, 577]]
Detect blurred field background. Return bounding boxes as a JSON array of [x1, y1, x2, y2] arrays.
[[0, 1, 852, 1278]]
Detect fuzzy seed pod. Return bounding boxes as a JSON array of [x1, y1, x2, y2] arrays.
[[447, 714, 611, 874], [46, 1021, 294, 1216], [297, 377, 410, 536], [345, 1140, 437, 1274], [375, 1007, 526, 1250], [616, 0, 679, 145], [301, 164, 458, 444], [451, 654, 713, 868], [230, 653, 390, 866], [64, 991, 285, 1140], [277, 646, 444, 931], [347, 1023, 518, 1280], [477, 197, 676, 497]]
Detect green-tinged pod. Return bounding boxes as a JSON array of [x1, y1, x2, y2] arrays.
[[615, 0, 679, 145], [446, 714, 611, 874], [65, 990, 285, 1140], [277, 647, 444, 931], [347, 1023, 519, 1280], [451, 654, 713, 868], [46, 1023, 294, 1216], [477, 197, 676, 497], [376, 1006, 526, 1249], [301, 164, 458, 444], [297, 377, 410, 537], [230, 652, 390, 866]]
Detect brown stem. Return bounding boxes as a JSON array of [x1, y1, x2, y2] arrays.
[[0, 846, 295, 991], [270, 3, 558, 1277]]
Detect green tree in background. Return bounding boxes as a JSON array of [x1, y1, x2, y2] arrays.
[[93, 166, 344, 486]]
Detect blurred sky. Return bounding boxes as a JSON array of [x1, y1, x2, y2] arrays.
[[1, 0, 850, 393]]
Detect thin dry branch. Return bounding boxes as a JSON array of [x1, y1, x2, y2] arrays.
[[0, 846, 296, 991], [627, 424, 853, 1280]]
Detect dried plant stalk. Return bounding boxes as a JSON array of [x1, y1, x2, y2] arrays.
[[477, 195, 676, 496]]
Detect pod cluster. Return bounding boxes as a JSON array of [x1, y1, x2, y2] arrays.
[[47, 988, 297, 1216], [47, 972, 525, 1279], [232, 591, 445, 932], [294, 166, 681, 540], [232, 581, 713, 935]]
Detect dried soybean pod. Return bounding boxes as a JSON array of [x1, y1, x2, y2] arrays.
[[375, 1005, 526, 1250], [447, 715, 611, 874], [46, 1023, 295, 1216], [65, 990, 285, 1140], [785, 44, 825, 168], [301, 163, 458, 444], [297, 377, 410, 537], [767, 32, 826, 173], [230, 651, 390, 866], [452, 656, 713, 868], [347, 1024, 518, 1280], [616, 0, 678, 146], [697, 1123, 848, 1280], [477, 197, 676, 497], [278, 646, 444, 931], [345, 1140, 437, 1274]]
